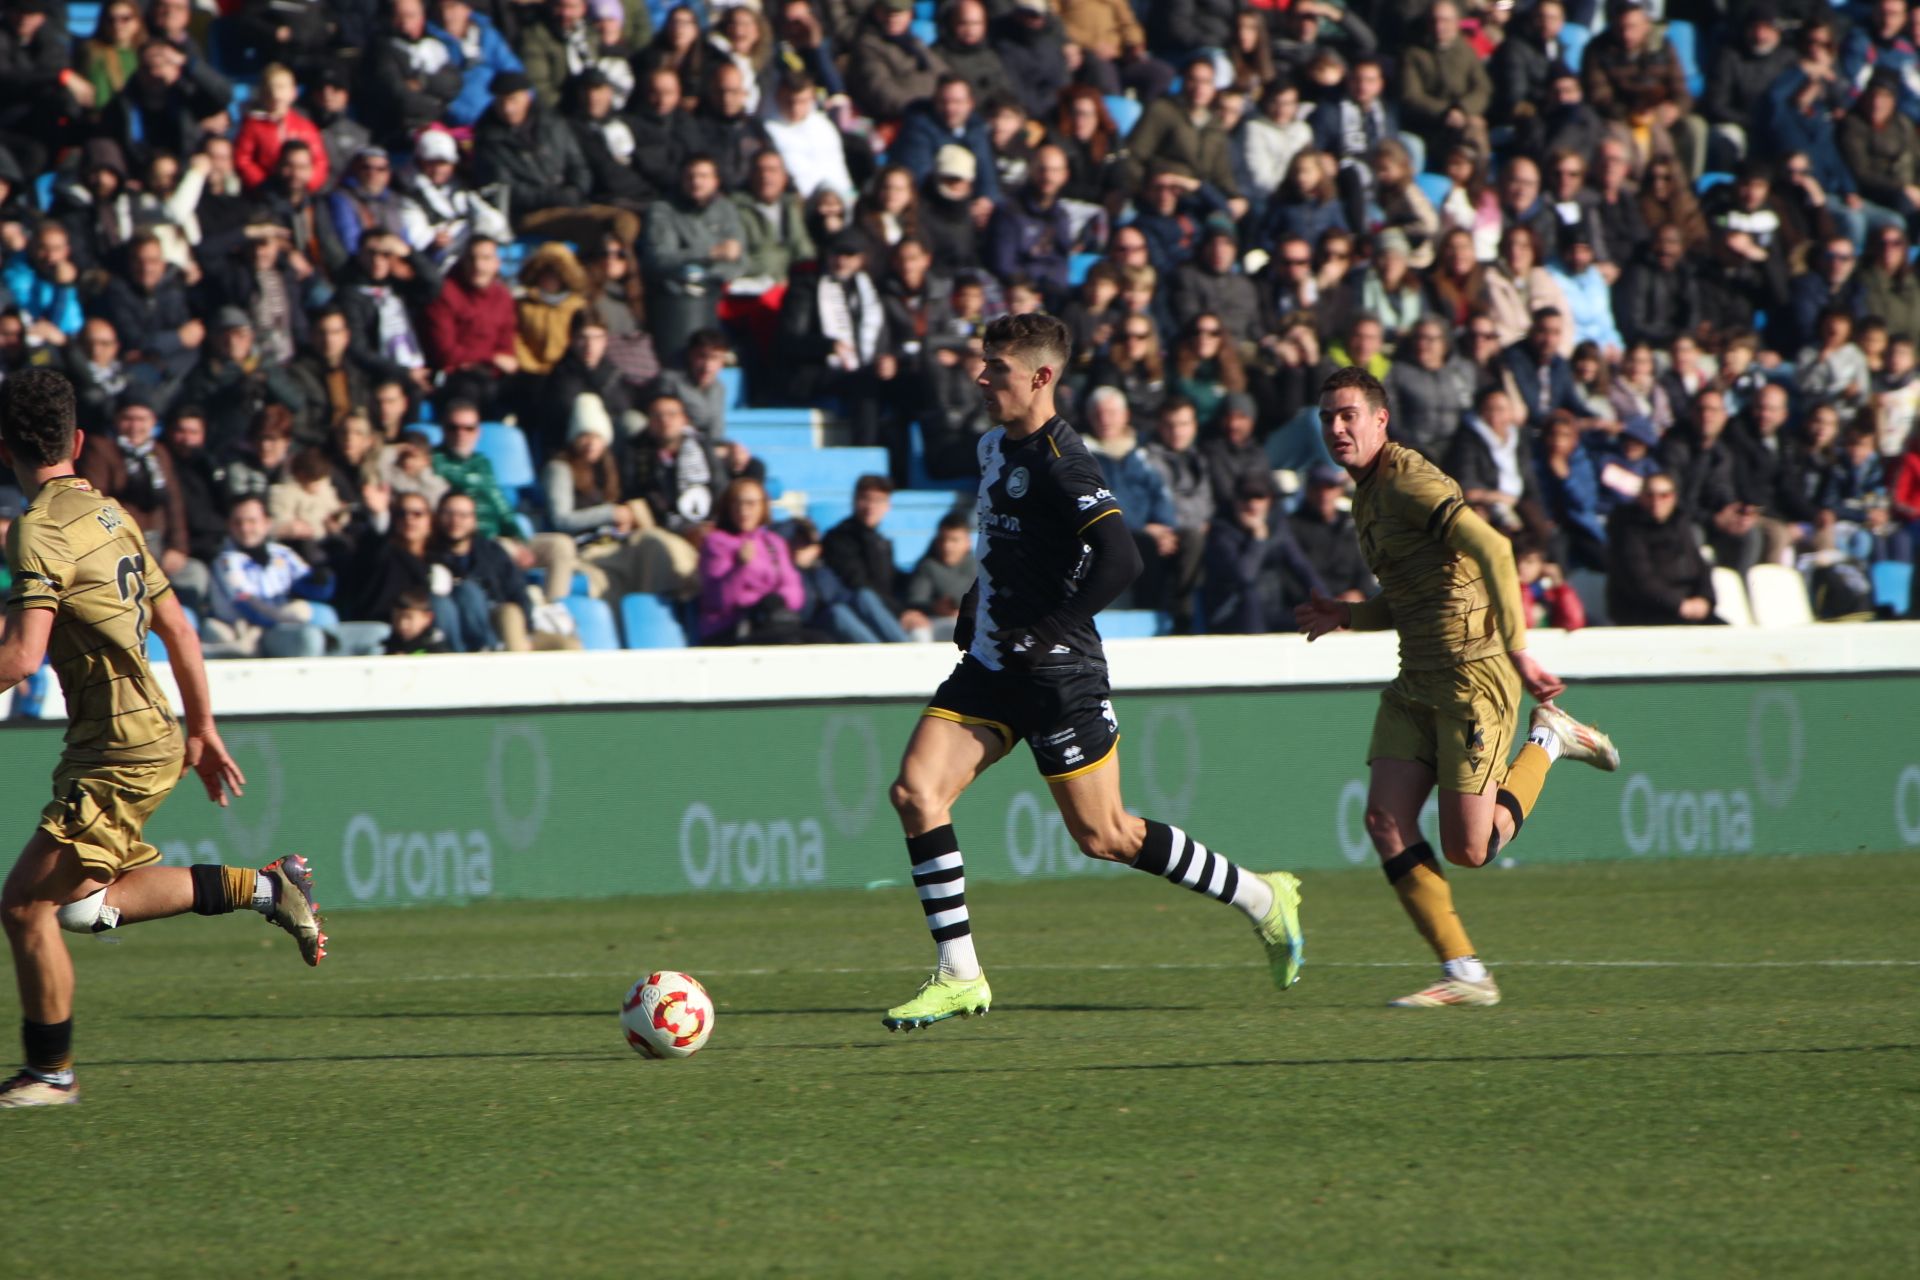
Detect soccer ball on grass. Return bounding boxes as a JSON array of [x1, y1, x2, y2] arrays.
[[620, 971, 715, 1059]]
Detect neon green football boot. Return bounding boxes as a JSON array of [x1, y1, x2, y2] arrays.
[[1251, 871, 1305, 990], [881, 971, 993, 1031]]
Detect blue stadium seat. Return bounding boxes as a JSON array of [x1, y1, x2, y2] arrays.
[[68, 2, 102, 37], [717, 365, 746, 409], [1696, 171, 1734, 196], [1872, 561, 1913, 615], [305, 601, 342, 631], [1097, 609, 1168, 639], [229, 80, 254, 122], [412, 421, 444, 446], [1415, 172, 1453, 206], [527, 568, 592, 598], [1561, 22, 1590, 72], [758, 446, 890, 497], [620, 593, 689, 649], [33, 171, 53, 211], [1105, 94, 1143, 136], [564, 597, 621, 650], [1668, 20, 1704, 100], [1068, 252, 1103, 286], [476, 422, 535, 489], [914, 0, 935, 21], [727, 422, 817, 452], [496, 239, 529, 278], [910, 17, 936, 44], [806, 499, 853, 531], [891, 489, 965, 517]]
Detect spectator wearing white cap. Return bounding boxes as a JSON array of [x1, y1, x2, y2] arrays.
[[399, 127, 510, 267]]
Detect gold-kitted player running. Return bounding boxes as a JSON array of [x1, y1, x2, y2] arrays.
[[1296, 368, 1620, 1008], [0, 369, 324, 1109]]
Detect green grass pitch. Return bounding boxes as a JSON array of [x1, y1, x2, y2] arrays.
[[3, 853, 1916, 1278]]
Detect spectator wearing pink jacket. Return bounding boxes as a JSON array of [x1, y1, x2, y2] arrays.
[[698, 477, 808, 643]]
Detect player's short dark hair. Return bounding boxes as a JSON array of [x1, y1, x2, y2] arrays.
[[0, 367, 78, 467], [982, 312, 1071, 375], [1318, 365, 1386, 414]]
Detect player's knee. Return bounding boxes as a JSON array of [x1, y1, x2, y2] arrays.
[[889, 776, 939, 827], [1442, 841, 1492, 869], [1364, 805, 1411, 850]]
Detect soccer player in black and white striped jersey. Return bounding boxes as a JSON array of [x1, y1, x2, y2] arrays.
[[880, 313, 1306, 1032]]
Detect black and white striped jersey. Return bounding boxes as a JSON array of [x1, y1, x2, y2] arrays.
[[965, 416, 1124, 673]]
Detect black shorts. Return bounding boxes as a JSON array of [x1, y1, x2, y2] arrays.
[[926, 655, 1119, 780]]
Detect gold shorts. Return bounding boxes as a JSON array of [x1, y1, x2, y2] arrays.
[[1367, 656, 1521, 795], [39, 751, 185, 880]]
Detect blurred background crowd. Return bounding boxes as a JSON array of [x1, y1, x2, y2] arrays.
[[0, 0, 1914, 666]]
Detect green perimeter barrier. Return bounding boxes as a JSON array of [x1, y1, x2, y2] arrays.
[[0, 674, 1916, 909]]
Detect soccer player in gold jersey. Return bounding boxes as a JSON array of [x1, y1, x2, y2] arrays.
[[1296, 367, 1619, 1008], [0, 369, 325, 1109]]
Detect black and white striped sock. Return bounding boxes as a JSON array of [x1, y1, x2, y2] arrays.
[[1133, 820, 1274, 922], [908, 825, 980, 979]]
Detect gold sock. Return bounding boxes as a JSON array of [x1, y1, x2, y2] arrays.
[[221, 866, 257, 912], [1498, 743, 1553, 825], [1383, 844, 1475, 962]]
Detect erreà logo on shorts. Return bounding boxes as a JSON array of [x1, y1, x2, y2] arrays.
[[1007, 467, 1030, 499]]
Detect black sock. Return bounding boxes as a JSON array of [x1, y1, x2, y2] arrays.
[[22, 1018, 73, 1078], [189, 864, 235, 915], [1132, 819, 1244, 906]]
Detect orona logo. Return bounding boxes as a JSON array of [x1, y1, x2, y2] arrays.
[[1620, 690, 1800, 856], [343, 812, 494, 902], [1895, 764, 1920, 847], [679, 802, 825, 889]]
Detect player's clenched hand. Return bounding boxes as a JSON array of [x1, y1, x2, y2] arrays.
[[1294, 589, 1349, 642], [1510, 650, 1567, 703], [989, 619, 1062, 669], [185, 729, 247, 807]]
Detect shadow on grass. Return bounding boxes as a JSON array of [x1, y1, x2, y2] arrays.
[[131, 1002, 1175, 1022], [849, 1041, 1920, 1076]]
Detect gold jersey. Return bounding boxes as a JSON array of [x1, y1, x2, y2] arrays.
[[1351, 443, 1512, 671], [7, 476, 180, 765]]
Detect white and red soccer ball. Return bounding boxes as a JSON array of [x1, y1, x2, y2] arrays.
[[620, 971, 715, 1059]]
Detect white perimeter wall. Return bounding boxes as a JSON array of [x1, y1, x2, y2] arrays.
[[89, 622, 1920, 718]]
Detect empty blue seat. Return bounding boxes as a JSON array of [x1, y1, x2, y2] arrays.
[[1873, 561, 1913, 615], [910, 17, 936, 45], [564, 597, 621, 650], [1561, 22, 1590, 72], [717, 365, 746, 409], [1696, 171, 1734, 196], [1416, 172, 1453, 205], [1667, 20, 1703, 101], [68, 2, 102, 36], [1105, 94, 1142, 136], [620, 593, 689, 649], [1068, 252, 1103, 286], [1097, 609, 1167, 640], [411, 420, 444, 446], [759, 446, 890, 497], [476, 422, 536, 489], [727, 423, 818, 452]]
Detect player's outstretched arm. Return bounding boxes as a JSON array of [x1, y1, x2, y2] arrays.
[[1441, 507, 1567, 702], [0, 605, 53, 690], [151, 590, 247, 806], [1295, 589, 1391, 639]]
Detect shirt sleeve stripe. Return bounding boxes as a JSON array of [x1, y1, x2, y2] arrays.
[[1076, 508, 1122, 535]]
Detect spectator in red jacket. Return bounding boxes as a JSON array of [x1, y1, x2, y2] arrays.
[[234, 62, 331, 193], [423, 236, 520, 413]]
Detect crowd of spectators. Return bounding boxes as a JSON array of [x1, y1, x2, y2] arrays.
[[0, 0, 1916, 664]]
